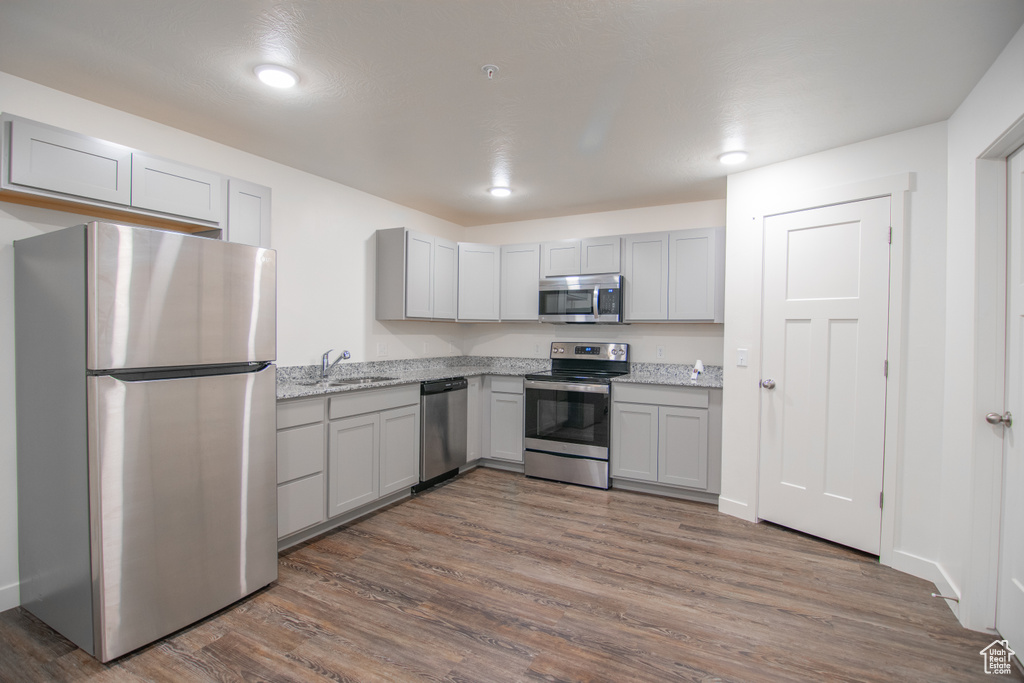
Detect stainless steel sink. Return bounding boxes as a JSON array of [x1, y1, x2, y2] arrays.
[[326, 376, 398, 386]]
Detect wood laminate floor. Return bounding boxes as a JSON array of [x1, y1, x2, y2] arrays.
[[1, 467, 1018, 682]]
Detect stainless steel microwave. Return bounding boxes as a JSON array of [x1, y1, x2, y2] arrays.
[[538, 275, 623, 323]]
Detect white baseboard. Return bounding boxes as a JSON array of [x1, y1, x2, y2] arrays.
[[891, 549, 960, 620], [718, 496, 756, 522], [0, 580, 19, 612]]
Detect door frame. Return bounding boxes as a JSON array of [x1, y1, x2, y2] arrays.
[[753, 173, 909, 570], [966, 117, 1024, 631]]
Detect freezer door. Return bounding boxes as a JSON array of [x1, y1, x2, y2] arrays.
[[87, 222, 276, 370], [87, 365, 278, 661]]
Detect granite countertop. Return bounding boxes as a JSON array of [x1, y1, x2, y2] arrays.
[[276, 356, 550, 400], [277, 356, 723, 400], [611, 362, 724, 389]]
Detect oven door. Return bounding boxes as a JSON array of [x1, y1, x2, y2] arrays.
[[524, 380, 610, 459], [538, 286, 598, 323]]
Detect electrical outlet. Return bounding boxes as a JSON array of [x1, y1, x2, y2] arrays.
[[535, 343, 541, 355], [376, 342, 388, 357], [656, 345, 665, 359], [737, 348, 749, 367]]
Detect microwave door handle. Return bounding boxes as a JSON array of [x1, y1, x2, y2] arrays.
[[593, 286, 600, 315]]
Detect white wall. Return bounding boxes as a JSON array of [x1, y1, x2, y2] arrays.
[[942, 22, 1024, 631], [720, 123, 949, 588], [464, 201, 727, 364], [0, 71, 467, 610]]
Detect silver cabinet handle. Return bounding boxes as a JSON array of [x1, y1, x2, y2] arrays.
[[986, 411, 1013, 427], [761, 379, 776, 390]]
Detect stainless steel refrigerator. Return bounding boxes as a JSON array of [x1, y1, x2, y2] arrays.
[[15, 221, 278, 662]]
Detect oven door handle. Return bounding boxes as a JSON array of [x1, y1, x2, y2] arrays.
[[524, 379, 610, 395]]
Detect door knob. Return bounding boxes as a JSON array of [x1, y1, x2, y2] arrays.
[[761, 379, 776, 390], [986, 411, 1013, 427]]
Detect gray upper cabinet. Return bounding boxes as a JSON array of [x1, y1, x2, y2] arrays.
[[130, 153, 225, 223], [5, 115, 132, 205], [432, 237, 458, 320], [458, 242, 501, 321], [1, 113, 270, 235], [541, 236, 621, 277], [623, 232, 670, 321], [541, 240, 581, 277], [500, 243, 540, 321], [668, 227, 725, 322], [226, 178, 272, 248], [375, 228, 457, 321], [623, 228, 725, 322], [580, 236, 621, 274]]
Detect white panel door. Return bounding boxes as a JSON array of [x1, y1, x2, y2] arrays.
[[758, 197, 891, 555], [998, 148, 1024, 654]]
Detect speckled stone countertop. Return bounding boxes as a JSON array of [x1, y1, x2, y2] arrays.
[[277, 356, 723, 399], [276, 356, 550, 400], [611, 362, 724, 389]]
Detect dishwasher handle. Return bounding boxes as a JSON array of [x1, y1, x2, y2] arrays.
[[421, 377, 468, 395]]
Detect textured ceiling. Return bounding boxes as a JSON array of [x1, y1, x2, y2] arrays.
[[1, 1, 1023, 226]]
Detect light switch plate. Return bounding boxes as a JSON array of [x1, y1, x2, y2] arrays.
[[377, 342, 388, 357], [737, 348, 748, 367]]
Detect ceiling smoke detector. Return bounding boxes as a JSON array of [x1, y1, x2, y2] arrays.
[[481, 64, 499, 80]]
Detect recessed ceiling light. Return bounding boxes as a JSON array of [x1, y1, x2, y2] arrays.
[[718, 151, 748, 165], [488, 186, 512, 198], [255, 64, 298, 89]]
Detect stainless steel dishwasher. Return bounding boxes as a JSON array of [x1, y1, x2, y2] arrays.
[[414, 377, 468, 492]]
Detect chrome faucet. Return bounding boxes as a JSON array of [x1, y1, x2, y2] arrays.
[[322, 349, 351, 379]]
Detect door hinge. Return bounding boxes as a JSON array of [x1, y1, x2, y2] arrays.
[[884, 360, 888, 377], [888, 227, 892, 244], [879, 491, 884, 509]]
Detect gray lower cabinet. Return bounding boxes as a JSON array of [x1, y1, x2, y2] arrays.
[[611, 384, 719, 493], [277, 397, 327, 538], [467, 376, 484, 461], [327, 385, 420, 518], [488, 376, 524, 462]]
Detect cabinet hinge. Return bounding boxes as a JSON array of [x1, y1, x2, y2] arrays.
[[879, 491, 884, 509], [884, 360, 888, 378], [888, 227, 892, 244]]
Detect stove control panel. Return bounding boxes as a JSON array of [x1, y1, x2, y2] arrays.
[[549, 342, 629, 362]]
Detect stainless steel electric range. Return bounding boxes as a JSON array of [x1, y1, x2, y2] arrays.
[[522, 341, 629, 489]]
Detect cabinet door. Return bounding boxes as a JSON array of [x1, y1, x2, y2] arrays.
[[8, 116, 132, 205], [623, 232, 669, 321], [328, 413, 379, 517], [458, 243, 501, 320], [668, 227, 723, 322], [405, 231, 434, 319], [379, 405, 420, 496], [226, 178, 271, 248], [580, 236, 621, 274], [130, 152, 225, 223], [658, 406, 709, 489], [489, 392, 524, 462], [278, 474, 325, 538], [500, 243, 541, 321], [433, 237, 458, 320], [467, 376, 483, 461], [610, 402, 658, 481], [541, 240, 581, 277]]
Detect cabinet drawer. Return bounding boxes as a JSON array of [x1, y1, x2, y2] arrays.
[[612, 383, 709, 408], [329, 384, 419, 420], [278, 397, 325, 429], [277, 423, 325, 484], [278, 473, 325, 538], [490, 376, 524, 394]]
